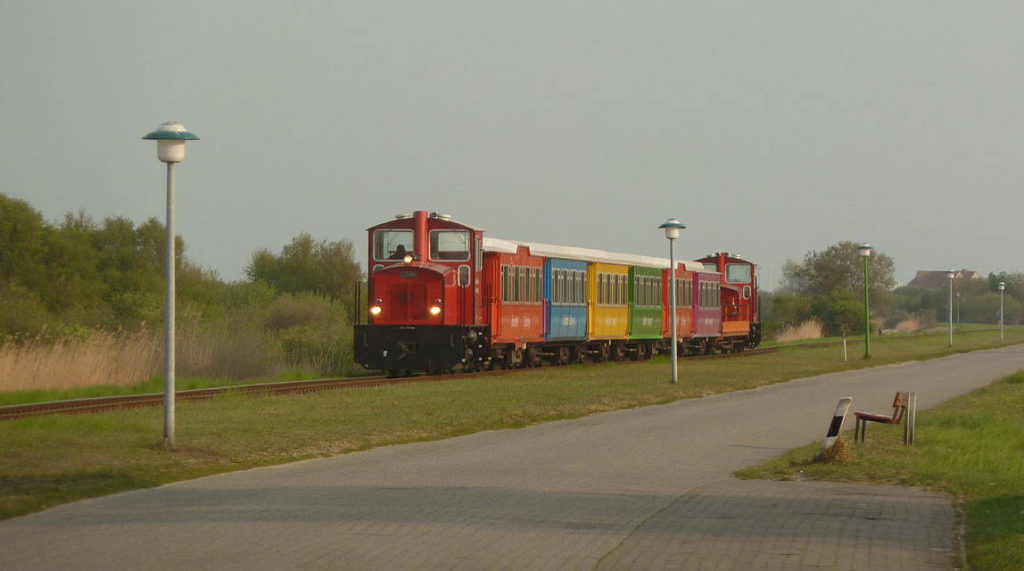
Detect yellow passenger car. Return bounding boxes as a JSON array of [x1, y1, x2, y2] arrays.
[[587, 262, 629, 339]]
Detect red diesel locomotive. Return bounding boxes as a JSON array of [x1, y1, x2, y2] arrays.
[[353, 211, 760, 375]]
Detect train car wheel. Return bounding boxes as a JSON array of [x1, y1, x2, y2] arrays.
[[526, 346, 542, 367], [570, 346, 584, 364], [556, 346, 570, 366], [611, 342, 625, 361]]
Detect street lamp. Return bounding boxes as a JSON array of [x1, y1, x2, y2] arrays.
[[857, 244, 873, 359], [659, 218, 686, 384], [142, 122, 199, 447], [999, 281, 1006, 341], [946, 270, 955, 347]]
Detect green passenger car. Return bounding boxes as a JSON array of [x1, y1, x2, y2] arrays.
[[629, 265, 664, 340]]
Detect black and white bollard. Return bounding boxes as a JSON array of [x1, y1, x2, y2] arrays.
[[819, 397, 852, 457]]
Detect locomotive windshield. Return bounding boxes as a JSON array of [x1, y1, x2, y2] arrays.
[[374, 230, 414, 261], [430, 230, 470, 261], [726, 263, 752, 283]]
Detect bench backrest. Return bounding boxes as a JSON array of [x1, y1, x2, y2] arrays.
[[891, 391, 909, 422]]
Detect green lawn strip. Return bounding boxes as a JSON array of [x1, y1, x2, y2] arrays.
[[736, 372, 1024, 571], [1, 330, 1022, 522]]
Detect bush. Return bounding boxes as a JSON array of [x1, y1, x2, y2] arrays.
[[0, 284, 51, 338]]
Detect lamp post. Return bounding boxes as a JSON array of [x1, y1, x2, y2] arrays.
[[659, 218, 686, 384], [999, 281, 1006, 341], [142, 122, 199, 447], [857, 244, 873, 359], [946, 270, 955, 348]]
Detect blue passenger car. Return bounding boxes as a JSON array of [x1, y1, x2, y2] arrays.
[[544, 258, 588, 341]]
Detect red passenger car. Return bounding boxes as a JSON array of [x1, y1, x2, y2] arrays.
[[481, 238, 545, 364]]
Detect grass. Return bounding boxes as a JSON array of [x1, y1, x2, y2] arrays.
[[737, 372, 1024, 571], [1, 327, 1022, 523]]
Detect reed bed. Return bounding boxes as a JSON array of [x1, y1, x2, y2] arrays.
[[0, 330, 160, 391], [0, 325, 286, 392], [775, 318, 824, 342]]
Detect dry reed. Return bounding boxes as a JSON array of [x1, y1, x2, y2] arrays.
[[0, 325, 284, 392], [776, 319, 824, 342], [0, 330, 160, 391], [893, 317, 922, 334]]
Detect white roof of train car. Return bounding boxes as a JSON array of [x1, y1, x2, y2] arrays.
[[482, 237, 708, 272]]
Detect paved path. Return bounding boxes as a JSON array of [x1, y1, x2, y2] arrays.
[[3, 345, 1022, 570]]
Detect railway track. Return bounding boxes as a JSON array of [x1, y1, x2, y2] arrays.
[[0, 346, 777, 421]]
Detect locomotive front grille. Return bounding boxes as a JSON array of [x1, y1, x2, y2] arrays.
[[388, 282, 428, 320]]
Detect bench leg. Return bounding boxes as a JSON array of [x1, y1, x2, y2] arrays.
[[855, 418, 864, 442]]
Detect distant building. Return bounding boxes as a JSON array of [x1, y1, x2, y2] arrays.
[[905, 270, 982, 289]]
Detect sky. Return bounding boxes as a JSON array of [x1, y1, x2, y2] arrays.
[[2, 1, 1022, 289]]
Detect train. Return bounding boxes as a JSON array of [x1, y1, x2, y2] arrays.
[[353, 211, 760, 375]]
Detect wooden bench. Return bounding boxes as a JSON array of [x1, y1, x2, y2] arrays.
[[854, 392, 909, 442]]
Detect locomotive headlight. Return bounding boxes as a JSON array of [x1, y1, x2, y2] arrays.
[[429, 305, 442, 316], [403, 254, 414, 264], [370, 305, 383, 316]]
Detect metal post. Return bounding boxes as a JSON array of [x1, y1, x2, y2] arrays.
[[164, 161, 176, 446], [948, 276, 954, 348], [1000, 286, 1005, 341], [863, 254, 870, 359], [669, 238, 678, 384]]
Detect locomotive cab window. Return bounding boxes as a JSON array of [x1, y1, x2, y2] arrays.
[[726, 263, 752, 284], [429, 230, 470, 261], [374, 229, 414, 261]]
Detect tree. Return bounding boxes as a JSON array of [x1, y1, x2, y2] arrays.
[[245, 233, 363, 318], [0, 193, 47, 291], [783, 241, 896, 296], [780, 241, 897, 335]]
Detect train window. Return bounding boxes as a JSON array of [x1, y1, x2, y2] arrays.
[[458, 265, 470, 288], [374, 229, 414, 261], [532, 268, 540, 304], [519, 267, 527, 303], [501, 265, 509, 302], [512, 265, 520, 302], [429, 230, 470, 261], [726, 264, 751, 284]]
